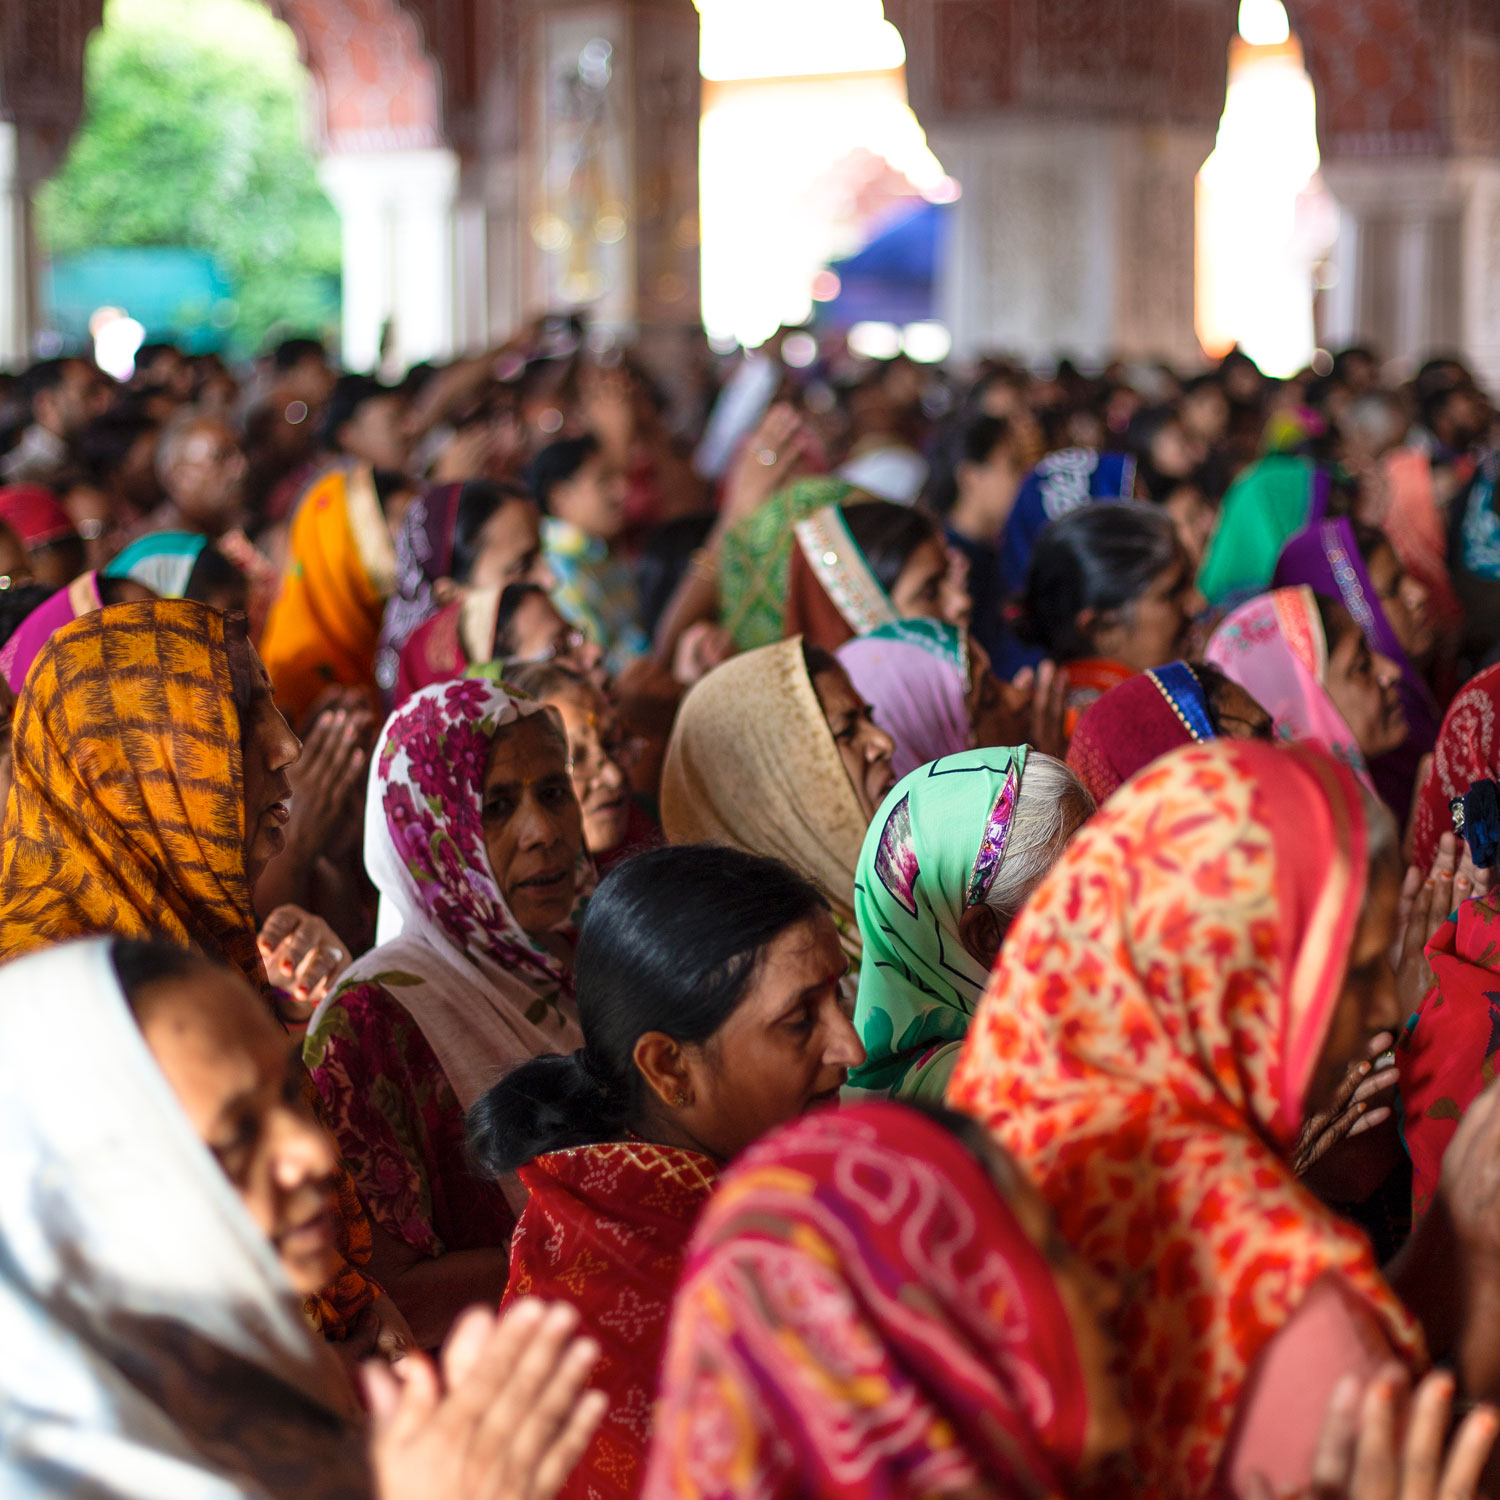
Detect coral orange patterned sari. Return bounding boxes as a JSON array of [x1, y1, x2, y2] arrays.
[[947, 741, 1422, 1499], [504, 1141, 720, 1500]]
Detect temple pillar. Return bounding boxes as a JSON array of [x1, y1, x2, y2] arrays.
[[885, 0, 1236, 369], [511, 0, 701, 369], [317, 146, 460, 374], [929, 117, 1211, 367], [0, 122, 40, 364], [1287, 0, 1500, 385]]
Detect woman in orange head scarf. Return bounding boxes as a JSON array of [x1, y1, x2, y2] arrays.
[[0, 598, 387, 1343], [259, 464, 398, 724], [947, 740, 1423, 1500]]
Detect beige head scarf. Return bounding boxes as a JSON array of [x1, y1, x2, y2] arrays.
[[660, 637, 869, 959]]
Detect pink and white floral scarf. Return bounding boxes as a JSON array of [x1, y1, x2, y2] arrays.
[[316, 678, 593, 1108]]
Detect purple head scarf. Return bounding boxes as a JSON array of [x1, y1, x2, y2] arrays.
[[1273, 517, 1440, 812], [375, 482, 464, 703], [0, 573, 103, 693], [837, 619, 971, 780]]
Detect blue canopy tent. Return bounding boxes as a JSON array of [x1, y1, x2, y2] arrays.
[[815, 198, 951, 329], [42, 248, 236, 353]]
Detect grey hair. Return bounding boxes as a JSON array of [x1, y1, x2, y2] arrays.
[[154, 408, 224, 487], [981, 753, 1095, 919]]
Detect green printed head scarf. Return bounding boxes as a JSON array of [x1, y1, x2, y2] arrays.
[[719, 477, 854, 651], [850, 745, 1027, 1102]]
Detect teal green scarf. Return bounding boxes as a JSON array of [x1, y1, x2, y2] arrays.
[[850, 745, 1027, 1101]]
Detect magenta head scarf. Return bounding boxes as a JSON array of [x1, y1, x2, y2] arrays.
[[1205, 585, 1375, 791], [1274, 517, 1439, 813], [837, 619, 970, 780], [0, 573, 103, 693]]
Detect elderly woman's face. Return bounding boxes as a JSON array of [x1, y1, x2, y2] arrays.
[[546, 683, 631, 857], [481, 712, 585, 938], [136, 959, 342, 1296], [810, 665, 896, 824], [239, 645, 301, 887]]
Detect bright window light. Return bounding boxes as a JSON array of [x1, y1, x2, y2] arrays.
[[1238, 0, 1290, 47], [697, 0, 905, 82], [901, 321, 951, 363], [1196, 35, 1324, 376], [848, 321, 901, 359]]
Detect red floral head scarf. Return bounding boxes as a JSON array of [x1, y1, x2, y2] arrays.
[[947, 740, 1423, 1498], [642, 1101, 1089, 1500], [1410, 661, 1500, 873]]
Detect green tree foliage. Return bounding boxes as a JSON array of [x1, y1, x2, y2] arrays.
[[36, 0, 340, 356]]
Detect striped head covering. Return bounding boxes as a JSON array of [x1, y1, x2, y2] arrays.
[[104, 531, 209, 598], [0, 598, 260, 980]]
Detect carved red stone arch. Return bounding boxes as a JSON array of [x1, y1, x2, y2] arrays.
[[0, 0, 455, 168]]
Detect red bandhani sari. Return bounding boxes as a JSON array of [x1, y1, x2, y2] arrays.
[[642, 1102, 1089, 1500], [1398, 891, 1500, 1218], [1065, 661, 1216, 805], [504, 1141, 720, 1500], [1059, 656, 1134, 743], [1409, 662, 1500, 872], [947, 740, 1423, 1500]]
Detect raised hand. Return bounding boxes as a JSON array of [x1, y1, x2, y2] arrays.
[[258, 904, 352, 1020], [1294, 1031, 1399, 1179], [365, 1298, 608, 1500], [721, 404, 812, 525]]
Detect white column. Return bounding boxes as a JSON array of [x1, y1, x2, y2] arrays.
[[1321, 205, 1362, 349], [1393, 214, 1434, 369], [319, 147, 459, 374], [1458, 158, 1500, 396], [0, 122, 37, 366], [929, 118, 1208, 369]]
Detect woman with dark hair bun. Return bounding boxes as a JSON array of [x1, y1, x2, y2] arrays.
[[470, 842, 864, 1500], [1021, 501, 1193, 735]]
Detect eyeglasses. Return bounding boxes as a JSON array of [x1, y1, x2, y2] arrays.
[[571, 729, 645, 783]]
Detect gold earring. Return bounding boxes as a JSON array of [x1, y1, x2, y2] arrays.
[[673, 1092, 688, 1107]]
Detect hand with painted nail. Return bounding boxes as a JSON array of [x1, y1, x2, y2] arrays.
[[1395, 834, 1465, 1020], [258, 903, 352, 1021], [1294, 1029, 1399, 1179], [365, 1297, 608, 1500], [1245, 1365, 1499, 1500]]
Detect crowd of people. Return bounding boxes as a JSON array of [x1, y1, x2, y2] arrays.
[[6, 316, 1500, 1500]]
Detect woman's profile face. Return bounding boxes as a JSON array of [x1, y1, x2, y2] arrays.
[[481, 711, 585, 938], [135, 960, 342, 1296], [1089, 553, 1192, 674], [1363, 540, 1435, 664], [237, 644, 301, 887], [965, 637, 1011, 749], [1303, 854, 1402, 1118], [1321, 606, 1407, 758], [547, 682, 631, 856], [667, 909, 864, 1162], [889, 535, 952, 621], [810, 664, 896, 823]]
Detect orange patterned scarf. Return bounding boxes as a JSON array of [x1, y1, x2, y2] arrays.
[[260, 464, 395, 725], [0, 599, 260, 978], [947, 740, 1423, 1499]]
